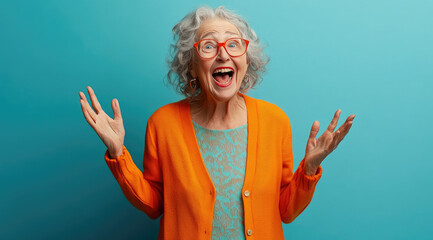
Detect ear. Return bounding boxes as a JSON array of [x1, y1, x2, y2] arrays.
[[189, 61, 197, 78], [190, 69, 197, 78]]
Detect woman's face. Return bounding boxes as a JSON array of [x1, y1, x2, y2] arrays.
[[191, 18, 249, 103]]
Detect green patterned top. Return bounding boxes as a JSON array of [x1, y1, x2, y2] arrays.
[[193, 120, 248, 239]]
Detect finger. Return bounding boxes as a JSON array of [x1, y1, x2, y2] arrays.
[[334, 119, 354, 145], [79, 91, 98, 120], [335, 114, 355, 135], [112, 98, 123, 122], [79, 92, 97, 123], [308, 120, 320, 141], [327, 109, 341, 132], [328, 122, 351, 153], [79, 91, 94, 112], [80, 99, 97, 127], [79, 91, 88, 102], [87, 86, 103, 114]]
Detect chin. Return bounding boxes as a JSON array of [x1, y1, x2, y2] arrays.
[[208, 79, 242, 103]]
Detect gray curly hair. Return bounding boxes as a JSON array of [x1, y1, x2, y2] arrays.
[[167, 6, 269, 100]]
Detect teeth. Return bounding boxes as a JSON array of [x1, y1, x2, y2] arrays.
[[213, 68, 233, 74]]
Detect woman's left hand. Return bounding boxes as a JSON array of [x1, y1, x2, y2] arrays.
[[304, 110, 355, 176]]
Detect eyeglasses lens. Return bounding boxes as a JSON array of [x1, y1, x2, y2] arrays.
[[198, 38, 247, 58]]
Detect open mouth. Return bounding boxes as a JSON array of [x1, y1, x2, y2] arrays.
[[212, 67, 234, 87]]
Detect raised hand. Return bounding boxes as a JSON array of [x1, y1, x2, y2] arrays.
[[79, 86, 125, 158], [304, 110, 355, 175]]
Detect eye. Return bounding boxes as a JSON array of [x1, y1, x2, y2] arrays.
[[227, 40, 241, 48], [201, 40, 217, 50]]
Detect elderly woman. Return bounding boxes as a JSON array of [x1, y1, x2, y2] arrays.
[[79, 6, 355, 240]]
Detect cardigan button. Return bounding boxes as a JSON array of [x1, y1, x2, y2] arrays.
[[246, 229, 253, 236], [244, 190, 250, 197]]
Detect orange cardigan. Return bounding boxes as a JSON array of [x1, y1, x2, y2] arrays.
[[104, 93, 323, 239]]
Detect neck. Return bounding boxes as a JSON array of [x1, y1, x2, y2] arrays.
[[190, 92, 247, 130]]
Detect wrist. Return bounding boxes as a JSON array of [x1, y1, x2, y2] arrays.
[[304, 158, 319, 176], [109, 147, 123, 159]]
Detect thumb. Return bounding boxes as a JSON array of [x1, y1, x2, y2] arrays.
[[308, 120, 320, 142], [306, 121, 320, 154], [112, 98, 123, 122]]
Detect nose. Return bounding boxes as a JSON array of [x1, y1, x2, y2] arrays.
[[216, 46, 230, 62]]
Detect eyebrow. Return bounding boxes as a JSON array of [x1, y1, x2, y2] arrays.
[[200, 31, 240, 40]]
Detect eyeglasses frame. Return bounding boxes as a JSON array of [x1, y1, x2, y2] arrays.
[[193, 38, 250, 60]]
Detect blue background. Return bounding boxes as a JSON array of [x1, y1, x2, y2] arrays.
[[1, 0, 432, 239]]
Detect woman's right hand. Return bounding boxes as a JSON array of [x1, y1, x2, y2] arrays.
[[79, 86, 125, 158]]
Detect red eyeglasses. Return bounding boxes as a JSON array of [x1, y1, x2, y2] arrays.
[[194, 38, 250, 59]]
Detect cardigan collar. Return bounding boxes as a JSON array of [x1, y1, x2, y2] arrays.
[[178, 92, 258, 195]]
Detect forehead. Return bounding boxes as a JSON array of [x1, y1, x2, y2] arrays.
[[196, 18, 241, 40]]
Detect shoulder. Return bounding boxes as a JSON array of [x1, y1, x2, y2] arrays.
[[245, 95, 290, 124], [244, 94, 293, 140], [147, 99, 188, 127]]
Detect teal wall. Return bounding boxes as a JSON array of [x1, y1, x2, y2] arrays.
[[1, 0, 432, 239]]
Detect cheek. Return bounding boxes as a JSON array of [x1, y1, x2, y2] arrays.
[[196, 64, 212, 87], [237, 59, 249, 77], [192, 55, 211, 76], [197, 63, 213, 77]]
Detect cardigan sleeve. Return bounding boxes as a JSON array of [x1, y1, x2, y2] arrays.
[[104, 119, 163, 219], [279, 117, 323, 224]]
